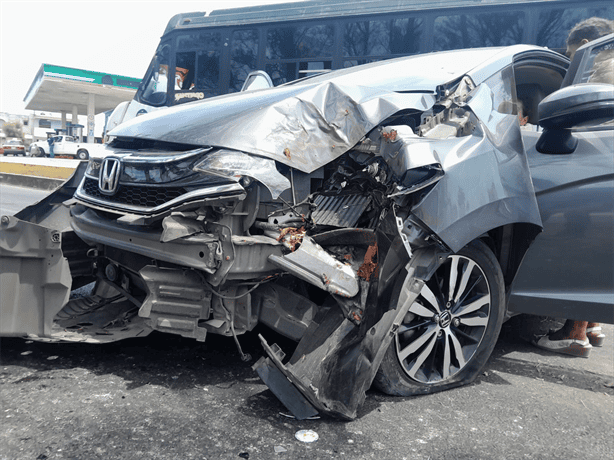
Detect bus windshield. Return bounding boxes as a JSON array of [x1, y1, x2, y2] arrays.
[[139, 42, 172, 106]]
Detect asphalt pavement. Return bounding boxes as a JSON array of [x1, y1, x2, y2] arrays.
[[0, 322, 612, 460]]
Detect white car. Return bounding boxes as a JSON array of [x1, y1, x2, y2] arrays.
[[29, 136, 99, 160], [2, 138, 26, 156]]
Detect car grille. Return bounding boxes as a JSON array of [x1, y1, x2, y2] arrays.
[[312, 194, 371, 228], [82, 177, 187, 208]]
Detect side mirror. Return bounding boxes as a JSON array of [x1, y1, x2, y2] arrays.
[[537, 83, 614, 154], [241, 71, 273, 92]]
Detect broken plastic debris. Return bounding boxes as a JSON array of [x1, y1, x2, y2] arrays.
[[239, 453, 249, 459], [279, 412, 320, 420], [25, 341, 33, 344], [21, 351, 33, 355], [295, 430, 319, 443], [274, 446, 288, 453], [47, 356, 59, 360]]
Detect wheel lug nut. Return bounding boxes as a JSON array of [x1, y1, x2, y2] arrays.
[[453, 318, 460, 327]]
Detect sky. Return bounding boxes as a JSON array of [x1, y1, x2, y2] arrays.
[[0, 0, 304, 116]]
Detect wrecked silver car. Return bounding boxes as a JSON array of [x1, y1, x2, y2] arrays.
[[2, 41, 613, 420]]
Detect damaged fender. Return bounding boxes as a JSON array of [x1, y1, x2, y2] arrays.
[[0, 163, 88, 337], [254, 230, 448, 420]]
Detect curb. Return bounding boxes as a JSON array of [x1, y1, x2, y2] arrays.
[[0, 172, 66, 191], [0, 158, 78, 190]]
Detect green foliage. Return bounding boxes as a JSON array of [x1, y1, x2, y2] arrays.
[[2, 121, 24, 141]]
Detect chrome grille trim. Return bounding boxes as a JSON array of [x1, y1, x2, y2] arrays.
[[75, 181, 245, 215]]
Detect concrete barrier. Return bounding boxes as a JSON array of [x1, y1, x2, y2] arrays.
[[0, 157, 80, 189]]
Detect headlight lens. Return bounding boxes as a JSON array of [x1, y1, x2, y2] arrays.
[[194, 149, 290, 199], [85, 159, 102, 177]]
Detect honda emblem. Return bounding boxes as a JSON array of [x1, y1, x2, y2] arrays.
[[99, 158, 121, 195]]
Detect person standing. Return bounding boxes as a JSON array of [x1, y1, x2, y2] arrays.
[[47, 136, 55, 159]]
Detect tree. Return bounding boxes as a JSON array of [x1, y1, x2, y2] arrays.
[[2, 121, 24, 141]]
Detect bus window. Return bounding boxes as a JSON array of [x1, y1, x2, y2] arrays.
[[434, 11, 525, 51], [230, 29, 259, 93], [266, 24, 334, 84], [343, 17, 424, 62], [536, 6, 614, 52], [173, 32, 222, 103], [267, 24, 334, 59]]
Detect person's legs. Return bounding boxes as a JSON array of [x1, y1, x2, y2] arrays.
[[587, 322, 605, 347], [534, 319, 592, 357]]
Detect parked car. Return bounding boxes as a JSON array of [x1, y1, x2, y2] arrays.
[[2, 138, 26, 156], [29, 135, 99, 159], [1, 36, 612, 420]]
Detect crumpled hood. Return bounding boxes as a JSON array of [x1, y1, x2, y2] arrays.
[[110, 48, 515, 173], [111, 81, 436, 173]]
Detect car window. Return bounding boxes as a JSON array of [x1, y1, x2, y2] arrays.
[[576, 41, 614, 84], [571, 36, 614, 129]]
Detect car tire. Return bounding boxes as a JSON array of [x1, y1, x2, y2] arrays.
[[374, 239, 505, 396], [77, 149, 89, 160], [38, 147, 45, 157]]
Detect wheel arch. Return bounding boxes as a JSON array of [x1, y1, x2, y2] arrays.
[[484, 222, 542, 289]]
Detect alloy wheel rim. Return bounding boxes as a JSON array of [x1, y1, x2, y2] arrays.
[[395, 254, 491, 384]]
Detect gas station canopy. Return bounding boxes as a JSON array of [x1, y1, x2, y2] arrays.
[[24, 64, 141, 114]]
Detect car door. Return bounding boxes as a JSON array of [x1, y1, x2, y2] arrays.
[[508, 35, 614, 324], [52, 136, 65, 155]]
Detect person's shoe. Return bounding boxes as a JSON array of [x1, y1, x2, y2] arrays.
[[534, 335, 592, 357], [586, 326, 605, 347]]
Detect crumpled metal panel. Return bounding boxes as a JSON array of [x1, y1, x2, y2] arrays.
[[0, 163, 88, 337], [269, 236, 359, 298], [113, 82, 435, 173], [110, 81, 435, 174], [0, 216, 71, 336], [409, 84, 542, 252]]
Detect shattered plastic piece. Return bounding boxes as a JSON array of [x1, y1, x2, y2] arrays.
[[46, 356, 59, 360], [295, 430, 319, 443], [21, 351, 32, 355], [239, 453, 250, 459], [279, 412, 320, 420], [274, 446, 288, 453]]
